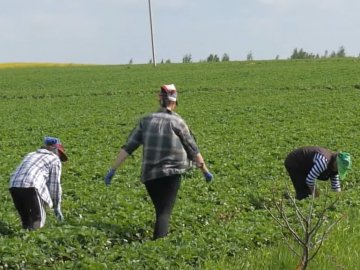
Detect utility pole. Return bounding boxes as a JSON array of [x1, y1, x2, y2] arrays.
[[148, 0, 156, 66]]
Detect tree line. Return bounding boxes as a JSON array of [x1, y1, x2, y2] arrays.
[[290, 46, 347, 59], [129, 46, 358, 64]]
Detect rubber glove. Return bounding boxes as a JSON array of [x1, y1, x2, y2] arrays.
[[104, 168, 116, 186], [203, 171, 213, 183]]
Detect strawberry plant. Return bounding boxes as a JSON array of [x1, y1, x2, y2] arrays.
[[1, 59, 359, 269]]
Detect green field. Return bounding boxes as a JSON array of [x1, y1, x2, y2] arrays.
[[1, 59, 360, 269]]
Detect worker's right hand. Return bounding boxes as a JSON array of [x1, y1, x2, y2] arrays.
[[104, 168, 116, 186], [203, 171, 213, 183]]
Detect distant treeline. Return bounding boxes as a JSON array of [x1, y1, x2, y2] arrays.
[[290, 46, 347, 59], [129, 45, 358, 64]]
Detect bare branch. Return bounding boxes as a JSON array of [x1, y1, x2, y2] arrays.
[[265, 205, 287, 229], [265, 202, 303, 258], [309, 196, 339, 237], [309, 214, 345, 261], [309, 214, 326, 239], [306, 184, 317, 229], [283, 179, 308, 231], [269, 177, 345, 269], [283, 238, 301, 257], [278, 203, 306, 245], [265, 203, 305, 246], [287, 192, 307, 231]]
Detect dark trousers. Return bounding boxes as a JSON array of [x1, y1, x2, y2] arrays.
[[145, 175, 181, 240], [284, 163, 311, 200], [9, 187, 45, 230]]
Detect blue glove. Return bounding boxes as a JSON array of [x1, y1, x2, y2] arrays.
[[54, 206, 64, 222], [105, 168, 116, 186], [203, 171, 213, 182]]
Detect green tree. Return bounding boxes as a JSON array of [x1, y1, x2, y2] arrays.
[[182, 54, 192, 63], [322, 50, 328, 58], [207, 54, 214, 62], [290, 48, 316, 59], [291, 48, 299, 59], [206, 54, 220, 62], [221, 53, 230, 62], [298, 48, 306, 59], [336, 46, 346, 57]]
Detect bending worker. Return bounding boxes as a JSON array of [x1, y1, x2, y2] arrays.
[[9, 137, 68, 230], [284, 146, 351, 200]]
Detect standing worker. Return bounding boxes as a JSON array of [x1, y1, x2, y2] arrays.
[[104, 84, 213, 240], [9, 137, 68, 230], [284, 146, 351, 200]]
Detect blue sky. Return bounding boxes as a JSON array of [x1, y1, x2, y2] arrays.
[[1, 0, 359, 64]]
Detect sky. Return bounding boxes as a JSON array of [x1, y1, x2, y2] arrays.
[[1, 0, 359, 64]]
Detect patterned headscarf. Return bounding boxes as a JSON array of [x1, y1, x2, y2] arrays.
[[159, 84, 178, 107]]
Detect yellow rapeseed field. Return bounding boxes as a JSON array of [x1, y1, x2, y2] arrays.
[[0, 62, 86, 69]]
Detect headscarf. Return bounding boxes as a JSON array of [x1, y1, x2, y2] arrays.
[[336, 152, 351, 180], [159, 84, 178, 107], [44, 136, 68, 162]]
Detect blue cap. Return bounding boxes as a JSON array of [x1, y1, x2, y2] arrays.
[[44, 137, 61, 145]]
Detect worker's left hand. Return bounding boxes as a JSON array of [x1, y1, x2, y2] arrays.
[[54, 206, 64, 222]]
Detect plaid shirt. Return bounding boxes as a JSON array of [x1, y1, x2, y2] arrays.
[[9, 148, 62, 208], [122, 108, 199, 182]]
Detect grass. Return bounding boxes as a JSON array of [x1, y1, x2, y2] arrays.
[[0, 58, 360, 269]]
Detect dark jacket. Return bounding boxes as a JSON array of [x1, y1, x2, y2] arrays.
[[284, 146, 338, 180]]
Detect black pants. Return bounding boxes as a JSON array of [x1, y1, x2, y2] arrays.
[[145, 175, 181, 240], [284, 163, 311, 200], [9, 187, 46, 230]]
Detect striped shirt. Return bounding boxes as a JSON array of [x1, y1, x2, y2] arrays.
[[122, 108, 199, 182], [306, 153, 341, 191], [9, 148, 62, 208]]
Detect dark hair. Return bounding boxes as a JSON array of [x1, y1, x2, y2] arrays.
[[160, 96, 168, 107]]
